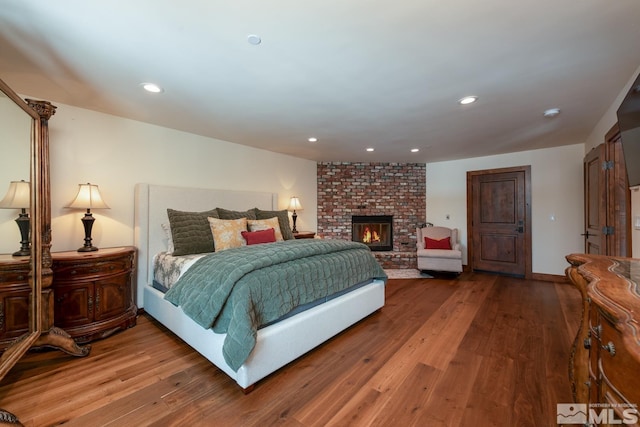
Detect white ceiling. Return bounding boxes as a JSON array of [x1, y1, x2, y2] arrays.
[[1, 0, 639, 163]]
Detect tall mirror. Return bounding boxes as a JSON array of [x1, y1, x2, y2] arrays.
[[0, 77, 42, 380]]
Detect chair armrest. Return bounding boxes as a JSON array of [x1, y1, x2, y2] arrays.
[[416, 227, 425, 249]]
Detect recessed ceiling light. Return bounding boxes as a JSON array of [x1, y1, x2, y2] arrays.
[[411, 148, 419, 153], [366, 148, 374, 152], [458, 96, 478, 105], [543, 108, 561, 118], [141, 82, 163, 93], [247, 34, 262, 45], [308, 137, 318, 142]]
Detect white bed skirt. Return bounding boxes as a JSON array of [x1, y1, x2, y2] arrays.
[[143, 279, 385, 389]]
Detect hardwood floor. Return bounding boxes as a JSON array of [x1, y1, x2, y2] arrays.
[[0, 273, 581, 426]]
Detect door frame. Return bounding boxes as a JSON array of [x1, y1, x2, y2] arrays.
[[466, 165, 533, 279]]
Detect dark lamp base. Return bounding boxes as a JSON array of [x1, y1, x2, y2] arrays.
[[78, 211, 99, 252], [12, 248, 31, 257]]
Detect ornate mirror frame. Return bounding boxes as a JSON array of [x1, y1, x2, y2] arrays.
[[0, 79, 88, 383], [0, 77, 42, 380]]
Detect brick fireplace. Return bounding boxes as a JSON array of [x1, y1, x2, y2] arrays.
[[317, 162, 426, 269]]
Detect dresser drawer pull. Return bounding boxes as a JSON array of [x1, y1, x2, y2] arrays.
[[594, 324, 602, 336], [602, 342, 616, 356], [583, 337, 591, 349]]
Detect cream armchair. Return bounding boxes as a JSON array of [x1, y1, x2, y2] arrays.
[[416, 226, 463, 273]]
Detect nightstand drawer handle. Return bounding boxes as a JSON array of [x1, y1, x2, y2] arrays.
[[602, 342, 616, 356]]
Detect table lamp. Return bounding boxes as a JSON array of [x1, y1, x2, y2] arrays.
[[66, 183, 110, 252], [288, 196, 303, 233], [0, 180, 31, 256]]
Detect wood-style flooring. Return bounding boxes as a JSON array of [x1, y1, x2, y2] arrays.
[[0, 273, 581, 426]]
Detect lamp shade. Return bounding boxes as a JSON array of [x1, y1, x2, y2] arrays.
[[0, 180, 30, 209], [288, 196, 303, 211], [66, 183, 110, 210]]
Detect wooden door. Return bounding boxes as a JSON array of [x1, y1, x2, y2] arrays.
[[583, 144, 606, 254], [468, 166, 531, 277], [605, 126, 631, 257]]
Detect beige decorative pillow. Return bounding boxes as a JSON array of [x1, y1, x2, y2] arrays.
[[254, 209, 295, 240], [208, 217, 248, 251], [248, 217, 284, 241]]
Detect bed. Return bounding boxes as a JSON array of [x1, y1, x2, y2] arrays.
[[134, 183, 386, 392]]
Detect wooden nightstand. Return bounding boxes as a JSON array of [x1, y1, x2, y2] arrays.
[[0, 254, 31, 351], [52, 246, 137, 343], [293, 231, 316, 239]]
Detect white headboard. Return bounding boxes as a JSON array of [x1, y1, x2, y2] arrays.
[[134, 183, 278, 308]]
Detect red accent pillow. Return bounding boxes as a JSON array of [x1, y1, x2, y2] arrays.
[[425, 236, 451, 250], [241, 228, 276, 245]]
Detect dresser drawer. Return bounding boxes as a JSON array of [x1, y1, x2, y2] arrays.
[[598, 314, 640, 407], [0, 270, 30, 285], [53, 257, 132, 281]]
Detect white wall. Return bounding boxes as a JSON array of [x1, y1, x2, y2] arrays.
[[426, 143, 585, 276], [46, 103, 317, 252], [584, 64, 640, 153]]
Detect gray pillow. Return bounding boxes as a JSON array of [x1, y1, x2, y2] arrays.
[[167, 208, 219, 255], [254, 208, 294, 240], [216, 207, 257, 220]]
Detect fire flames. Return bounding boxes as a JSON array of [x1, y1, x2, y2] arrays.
[[362, 226, 381, 243]]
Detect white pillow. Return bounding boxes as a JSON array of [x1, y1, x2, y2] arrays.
[[208, 217, 248, 251], [247, 217, 284, 241]]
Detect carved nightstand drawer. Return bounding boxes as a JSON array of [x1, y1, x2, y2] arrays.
[[54, 258, 132, 281], [0, 271, 29, 284]]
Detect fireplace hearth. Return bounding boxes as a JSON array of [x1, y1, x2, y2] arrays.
[[352, 215, 393, 251]]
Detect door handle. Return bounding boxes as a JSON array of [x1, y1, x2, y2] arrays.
[[515, 226, 524, 233]]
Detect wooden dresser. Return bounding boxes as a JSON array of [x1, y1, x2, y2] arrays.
[[51, 246, 137, 344], [566, 253, 640, 426]]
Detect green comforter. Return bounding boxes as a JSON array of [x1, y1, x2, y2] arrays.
[[164, 239, 387, 371]]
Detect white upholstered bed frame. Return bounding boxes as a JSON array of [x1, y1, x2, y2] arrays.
[[133, 183, 385, 391]]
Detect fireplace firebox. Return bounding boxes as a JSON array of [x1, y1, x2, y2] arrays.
[[352, 215, 393, 251]]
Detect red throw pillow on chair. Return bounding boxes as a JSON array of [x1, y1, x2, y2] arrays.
[[425, 236, 452, 250]]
